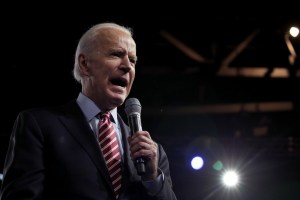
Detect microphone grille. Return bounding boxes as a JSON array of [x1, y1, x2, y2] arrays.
[[125, 98, 141, 115]]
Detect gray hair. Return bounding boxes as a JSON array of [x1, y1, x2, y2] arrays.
[[72, 22, 133, 83]]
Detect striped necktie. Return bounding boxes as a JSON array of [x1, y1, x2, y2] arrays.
[[98, 112, 122, 199]]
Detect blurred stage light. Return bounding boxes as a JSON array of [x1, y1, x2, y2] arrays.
[[191, 156, 204, 170], [186, 136, 222, 172], [221, 170, 239, 188], [212, 160, 223, 171], [285, 24, 299, 65], [289, 26, 299, 38]]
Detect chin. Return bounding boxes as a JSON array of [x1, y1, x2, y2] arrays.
[[110, 94, 126, 107]]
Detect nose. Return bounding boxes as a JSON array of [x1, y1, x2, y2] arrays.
[[120, 56, 133, 72]]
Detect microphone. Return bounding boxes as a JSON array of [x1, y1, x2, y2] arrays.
[[124, 97, 146, 176]]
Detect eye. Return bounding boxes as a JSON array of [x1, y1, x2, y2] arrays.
[[111, 51, 122, 57], [130, 58, 137, 65]]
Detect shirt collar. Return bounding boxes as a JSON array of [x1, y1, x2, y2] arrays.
[[76, 92, 118, 124]]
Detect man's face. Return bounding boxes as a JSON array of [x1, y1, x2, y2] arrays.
[[80, 28, 137, 110]]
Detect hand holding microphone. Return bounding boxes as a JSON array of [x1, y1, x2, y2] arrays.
[[125, 98, 158, 178]]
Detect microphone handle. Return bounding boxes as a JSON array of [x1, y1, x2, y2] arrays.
[[128, 114, 146, 176]]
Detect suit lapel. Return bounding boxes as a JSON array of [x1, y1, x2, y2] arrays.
[[59, 101, 113, 190]]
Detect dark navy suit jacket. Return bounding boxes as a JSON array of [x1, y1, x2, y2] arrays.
[[0, 100, 177, 200]]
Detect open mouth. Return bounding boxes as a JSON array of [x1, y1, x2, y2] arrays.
[[110, 78, 128, 88]]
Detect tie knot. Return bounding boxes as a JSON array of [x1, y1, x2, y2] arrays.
[[99, 112, 110, 120]]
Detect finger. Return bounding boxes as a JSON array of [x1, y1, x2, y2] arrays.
[[130, 141, 148, 152], [129, 135, 152, 147], [130, 148, 156, 160], [130, 131, 151, 140]]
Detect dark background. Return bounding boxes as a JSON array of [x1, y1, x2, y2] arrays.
[[1, 3, 300, 200]]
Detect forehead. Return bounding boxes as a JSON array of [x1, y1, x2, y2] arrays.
[[98, 28, 136, 54]]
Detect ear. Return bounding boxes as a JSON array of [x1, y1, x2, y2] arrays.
[[78, 54, 90, 76]]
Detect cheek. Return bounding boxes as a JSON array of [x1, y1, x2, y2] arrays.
[[95, 68, 109, 81], [131, 69, 136, 80], [127, 76, 135, 91]]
